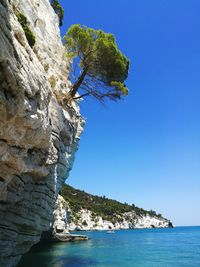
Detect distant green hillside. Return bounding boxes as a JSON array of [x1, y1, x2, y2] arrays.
[[61, 184, 163, 222]]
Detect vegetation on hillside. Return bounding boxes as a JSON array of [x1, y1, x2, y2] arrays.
[[64, 24, 129, 102], [61, 184, 163, 222]]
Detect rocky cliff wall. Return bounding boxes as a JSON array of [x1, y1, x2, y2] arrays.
[[0, 0, 84, 266], [53, 195, 173, 234]]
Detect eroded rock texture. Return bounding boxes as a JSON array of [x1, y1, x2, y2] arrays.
[[0, 0, 84, 266]]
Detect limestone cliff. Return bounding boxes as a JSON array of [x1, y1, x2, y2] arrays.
[[67, 209, 172, 231], [0, 0, 84, 266], [53, 194, 173, 234]]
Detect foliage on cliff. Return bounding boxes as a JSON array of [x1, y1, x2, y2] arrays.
[[51, 0, 64, 26], [16, 13, 35, 47], [64, 24, 129, 102], [61, 184, 162, 221]]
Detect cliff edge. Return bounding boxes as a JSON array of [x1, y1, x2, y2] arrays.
[[0, 0, 84, 266]]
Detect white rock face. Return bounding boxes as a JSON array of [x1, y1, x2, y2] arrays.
[[134, 214, 170, 228], [0, 0, 84, 266], [53, 195, 173, 233], [53, 195, 71, 233]]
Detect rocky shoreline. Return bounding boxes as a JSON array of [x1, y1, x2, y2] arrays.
[[52, 232, 89, 242], [52, 195, 173, 238]]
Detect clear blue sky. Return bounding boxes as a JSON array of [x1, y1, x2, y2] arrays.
[[59, 0, 200, 226]]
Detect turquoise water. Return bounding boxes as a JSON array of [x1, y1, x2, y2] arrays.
[[18, 227, 200, 267]]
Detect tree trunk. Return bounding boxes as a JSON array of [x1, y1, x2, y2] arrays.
[[70, 67, 88, 98]]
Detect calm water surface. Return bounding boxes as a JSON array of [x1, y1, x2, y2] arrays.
[[18, 226, 200, 267]]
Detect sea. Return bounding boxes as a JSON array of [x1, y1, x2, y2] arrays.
[[18, 226, 200, 267]]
